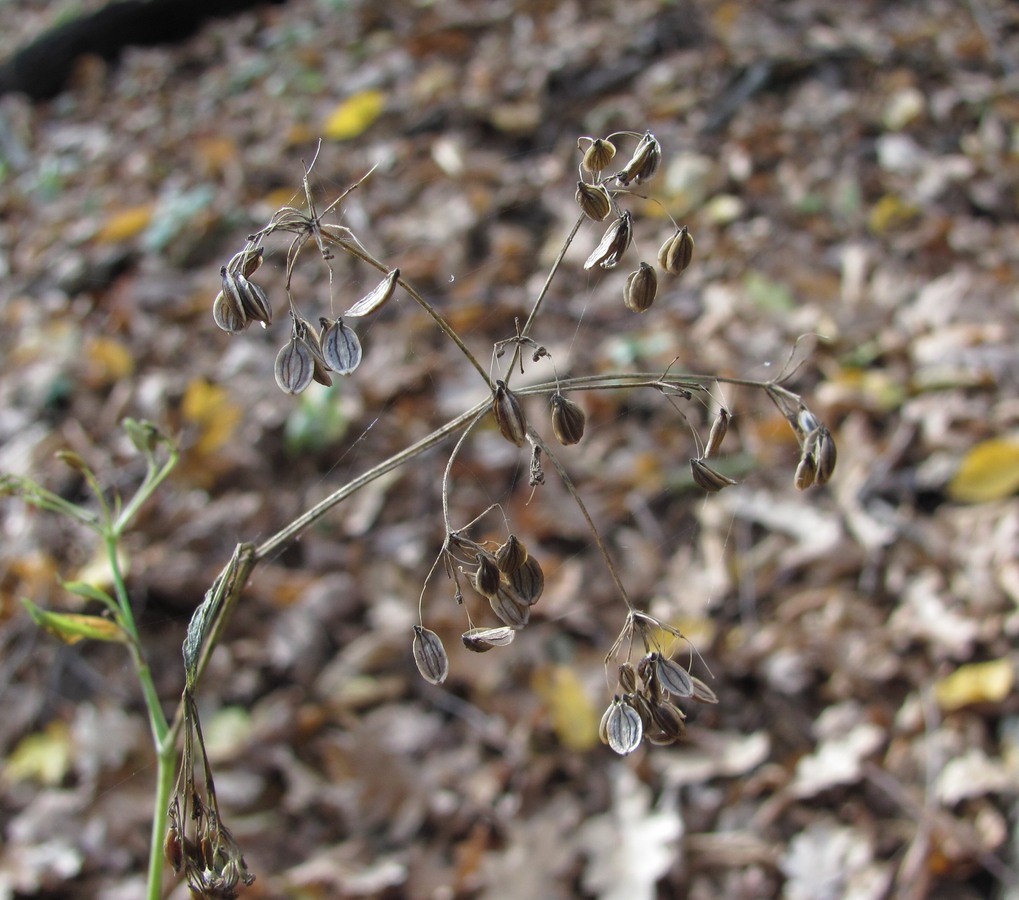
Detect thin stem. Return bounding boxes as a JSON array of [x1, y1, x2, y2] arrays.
[[114, 450, 178, 536], [145, 739, 176, 900], [441, 410, 489, 534]]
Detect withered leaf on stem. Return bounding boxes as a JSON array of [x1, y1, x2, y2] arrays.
[[412, 625, 449, 685]]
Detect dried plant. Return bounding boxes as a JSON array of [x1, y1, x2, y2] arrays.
[[2, 128, 836, 898]]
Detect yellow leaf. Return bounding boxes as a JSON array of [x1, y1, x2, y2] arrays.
[[22, 598, 127, 645], [181, 379, 242, 457], [95, 203, 155, 243], [322, 89, 386, 141], [947, 438, 1019, 503], [532, 665, 600, 752], [85, 335, 135, 387], [3, 721, 72, 786], [867, 194, 918, 234], [935, 659, 1014, 712]]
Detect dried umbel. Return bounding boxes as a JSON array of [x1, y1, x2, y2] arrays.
[[580, 137, 616, 173], [493, 380, 528, 447], [615, 131, 661, 186], [690, 457, 738, 493], [623, 262, 658, 313], [412, 624, 449, 684], [584, 210, 633, 270], [575, 181, 612, 221], [550, 393, 586, 446], [657, 226, 694, 276]]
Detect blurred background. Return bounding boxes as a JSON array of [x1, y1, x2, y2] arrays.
[[1, 0, 1018, 897]]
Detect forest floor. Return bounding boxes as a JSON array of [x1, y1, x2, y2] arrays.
[[1, 0, 1019, 898]]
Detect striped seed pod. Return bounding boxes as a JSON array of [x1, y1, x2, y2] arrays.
[[275, 333, 315, 395], [461, 625, 516, 653], [584, 211, 633, 270], [495, 534, 527, 575], [691, 457, 738, 492], [474, 551, 502, 598], [319, 317, 362, 375], [623, 262, 658, 313], [575, 181, 612, 221], [657, 226, 694, 276], [213, 289, 247, 334], [550, 393, 586, 446], [493, 380, 528, 447], [412, 625, 449, 685], [616, 131, 661, 186], [580, 137, 616, 173], [344, 268, 400, 318], [600, 697, 643, 755], [704, 408, 730, 458]]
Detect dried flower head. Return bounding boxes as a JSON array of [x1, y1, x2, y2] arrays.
[[550, 393, 586, 446], [623, 262, 658, 313]]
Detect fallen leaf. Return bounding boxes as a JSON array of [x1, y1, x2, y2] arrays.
[[2, 721, 72, 786], [947, 438, 1019, 503], [323, 89, 386, 140], [94, 203, 155, 243], [935, 658, 1014, 712], [532, 665, 600, 752], [181, 379, 242, 457]]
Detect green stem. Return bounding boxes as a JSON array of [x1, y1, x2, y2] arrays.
[[145, 737, 176, 900]]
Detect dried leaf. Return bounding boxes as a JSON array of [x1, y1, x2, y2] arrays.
[[3, 721, 72, 786], [533, 665, 600, 752], [181, 379, 242, 455], [21, 598, 126, 645], [935, 658, 1015, 712], [947, 438, 1019, 503], [323, 89, 386, 140], [94, 203, 155, 243]]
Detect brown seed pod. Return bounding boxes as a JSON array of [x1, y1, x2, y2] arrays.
[[473, 551, 501, 598], [808, 425, 837, 485], [794, 451, 817, 491], [657, 226, 694, 276], [212, 289, 247, 334], [274, 335, 315, 395], [495, 534, 527, 574], [412, 624, 449, 684], [551, 393, 586, 446], [650, 700, 687, 740], [319, 317, 362, 375], [689, 674, 719, 704], [164, 824, 184, 874], [618, 662, 638, 694], [691, 458, 738, 492], [493, 380, 528, 447], [236, 278, 272, 326], [508, 555, 544, 606], [575, 181, 612, 221], [603, 698, 644, 755], [490, 584, 530, 628], [623, 262, 658, 313], [616, 131, 661, 186], [238, 246, 264, 278], [461, 625, 516, 653], [654, 654, 694, 699], [344, 268, 400, 318], [704, 408, 730, 458], [581, 137, 616, 173], [584, 210, 633, 270]]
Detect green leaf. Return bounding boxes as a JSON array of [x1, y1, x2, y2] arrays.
[[947, 438, 1019, 503], [22, 598, 127, 645], [59, 578, 118, 610]]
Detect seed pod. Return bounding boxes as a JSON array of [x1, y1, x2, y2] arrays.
[[462, 625, 516, 653], [797, 408, 821, 436], [616, 131, 661, 186], [581, 137, 616, 173], [603, 698, 644, 755], [657, 226, 694, 276], [238, 278, 272, 326], [689, 674, 719, 704], [319, 317, 362, 375], [495, 534, 527, 574], [412, 624, 449, 685], [164, 825, 183, 873], [473, 551, 501, 598], [650, 700, 687, 739], [493, 380, 528, 447], [508, 555, 544, 606], [618, 662, 638, 694], [550, 393, 586, 446], [584, 210, 633, 270], [808, 424, 837, 485], [344, 268, 400, 318], [629, 690, 654, 730], [654, 654, 694, 699], [575, 181, 612, 221], [623, 262, 658, 313], [275, 335, 315, 394], [691, 457, 738, 492], [704, 408, 730, 458], [490, 584, 530, 628], [238, 246, 264, 278], [298, 318, 333, 386], [636, 653, 655, 688], [212, 289, 247, 333], [794, 450, 817, 491]]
